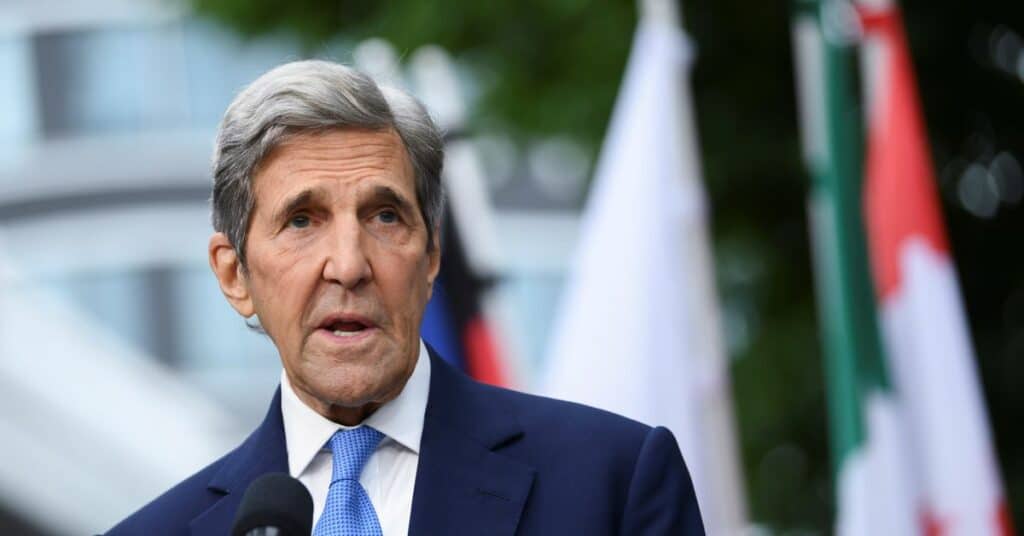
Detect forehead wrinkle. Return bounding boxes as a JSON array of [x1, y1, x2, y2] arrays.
[[252, 128, 416, 220], [273, 128, 405, 169], [271, 143, 407, 187]]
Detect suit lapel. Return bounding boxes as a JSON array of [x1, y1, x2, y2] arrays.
[[409, 350, 536, 535], [189, 388, 289, 536], [185, 351, 536, 535]]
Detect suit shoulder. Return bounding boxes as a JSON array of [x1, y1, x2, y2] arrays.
[[470, 383, 680, 509], [478, 383, 653, 444], [105, 451, 231, 535]]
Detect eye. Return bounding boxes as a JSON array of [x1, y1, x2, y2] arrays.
[[376, 210, 399, 224], [288, 214, 311, 228]]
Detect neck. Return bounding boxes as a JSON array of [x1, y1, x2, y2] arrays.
[[289, 386, 388, 426]]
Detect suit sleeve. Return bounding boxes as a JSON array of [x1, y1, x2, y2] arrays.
[[619, 426, 706, 535]]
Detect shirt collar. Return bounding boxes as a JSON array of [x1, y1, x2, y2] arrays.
[[280, 340, 431, 478]]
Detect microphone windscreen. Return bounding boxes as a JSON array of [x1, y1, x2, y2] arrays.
[[231, 472, 314, 536]]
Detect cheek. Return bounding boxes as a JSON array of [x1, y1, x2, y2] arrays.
[[400, 257, 435, 320], [249, 253, 318, 331], [371, 249, 431, 314], [252, 237, 317, 282], [366, 222, 414, 247]]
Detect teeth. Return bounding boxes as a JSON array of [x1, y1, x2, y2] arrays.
[[332, 330, 360, 337]]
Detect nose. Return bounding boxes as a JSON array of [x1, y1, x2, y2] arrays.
[[321, 216, 372, 289]]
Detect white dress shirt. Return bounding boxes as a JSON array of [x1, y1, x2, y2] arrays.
[[280, 340, 430, 535]]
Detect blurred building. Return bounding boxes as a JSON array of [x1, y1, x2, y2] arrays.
[[0, 1, 581, 534]]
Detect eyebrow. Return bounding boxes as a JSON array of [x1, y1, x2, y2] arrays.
[[271, 187, 326, 224], [269, 185, 417, 224], [370, 185, 416, 217]]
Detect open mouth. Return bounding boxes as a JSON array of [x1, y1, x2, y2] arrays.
[[319, 316, 376, 338]]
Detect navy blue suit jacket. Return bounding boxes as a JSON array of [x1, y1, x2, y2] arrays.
[[108, 349, 704, 535]]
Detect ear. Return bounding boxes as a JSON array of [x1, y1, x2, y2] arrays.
[[209, 232, 255, 317], [426, 225, 442, 299]]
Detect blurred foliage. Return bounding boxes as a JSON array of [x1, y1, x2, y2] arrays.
[[190, 0, 1024, 532], [190, 0, 637, 148]]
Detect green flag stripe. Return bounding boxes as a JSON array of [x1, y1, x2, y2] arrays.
[[797, 0, 894, 480]]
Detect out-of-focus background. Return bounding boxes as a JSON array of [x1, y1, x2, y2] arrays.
[[0, 0, 1020, 534]]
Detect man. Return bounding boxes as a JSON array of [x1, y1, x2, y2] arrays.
[[107, 59, 704, 535]]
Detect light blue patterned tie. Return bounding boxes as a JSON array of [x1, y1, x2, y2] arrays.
[[313, 426, 385, 536]]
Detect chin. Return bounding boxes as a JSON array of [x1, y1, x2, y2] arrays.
[[312, 365, 402, 407]]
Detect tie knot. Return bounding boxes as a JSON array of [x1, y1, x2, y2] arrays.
[[327, 426, 384, 482]]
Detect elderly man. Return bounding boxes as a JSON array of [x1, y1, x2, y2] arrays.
[[107, 60, 704, 535]]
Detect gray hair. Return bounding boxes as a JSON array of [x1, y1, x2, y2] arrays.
[[211, 59, 445, 266]]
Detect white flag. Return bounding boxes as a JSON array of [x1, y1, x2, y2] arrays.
[[542, 0, 746, 532]]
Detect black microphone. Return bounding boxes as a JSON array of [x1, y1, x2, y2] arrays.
[[231, 473, 314, 536]]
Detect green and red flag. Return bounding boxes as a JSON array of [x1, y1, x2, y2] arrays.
[[860, 6, 1012, 534], [794, 1, 918, 532], [794, 1, 1013, 533]]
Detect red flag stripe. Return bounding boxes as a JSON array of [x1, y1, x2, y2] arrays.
[[860, 7, 950, 300], [463, 316, 509, 387], [998, 501, 1016, 536]]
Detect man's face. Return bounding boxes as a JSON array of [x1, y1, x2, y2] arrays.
[[210, 128, 439, 423]]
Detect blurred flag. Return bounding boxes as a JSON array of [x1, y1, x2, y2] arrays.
[[542, 0, 747, 532], [860, 6, 1012, 534], [793, 1, 919, 531], [407, 44, 513, 388], [422, 204, 509, 386], [793, 0, 1012, 533]]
